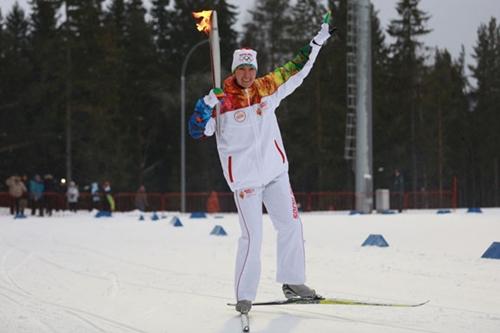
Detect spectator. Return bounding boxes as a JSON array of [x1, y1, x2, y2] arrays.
[[135, 185, 149, 212], [5, 175, 27, 217], [101, 181, 115, 213], [90, 182, 101, 211], [206, 191, 220, 213], [19, 175, 29, 216], [392, 169, 405, 212], [5, 175, 17, 215], [43, 174, 56, 216], [67, 181, 79, 212], [29, 174, 45, 216]]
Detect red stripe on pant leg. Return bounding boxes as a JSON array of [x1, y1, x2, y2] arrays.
[[235, 193, 250, 300]]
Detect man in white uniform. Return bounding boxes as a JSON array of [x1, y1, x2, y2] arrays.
[[189, 12, 334, 314]]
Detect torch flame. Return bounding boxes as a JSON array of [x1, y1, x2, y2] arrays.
[[192, 10, 213, 34]]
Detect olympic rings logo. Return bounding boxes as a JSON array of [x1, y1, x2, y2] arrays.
[[239, 54, 254, 62]]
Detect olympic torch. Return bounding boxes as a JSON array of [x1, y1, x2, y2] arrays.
[[193, 10, 222, 135]]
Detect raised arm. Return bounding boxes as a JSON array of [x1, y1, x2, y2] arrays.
[[255, 11, 334, 102]]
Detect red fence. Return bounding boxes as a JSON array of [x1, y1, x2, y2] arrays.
[[0, 189, 457, 213]]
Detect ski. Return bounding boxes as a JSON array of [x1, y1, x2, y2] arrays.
[[228, 297, 429, 308], [240, 313, 250, 332]]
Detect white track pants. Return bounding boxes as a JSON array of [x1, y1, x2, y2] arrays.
[[233, 172, 306, 301]]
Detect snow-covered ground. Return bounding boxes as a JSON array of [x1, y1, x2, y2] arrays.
[[1, 208, 499, 333]]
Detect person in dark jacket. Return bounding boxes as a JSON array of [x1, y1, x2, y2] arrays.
[[29, 174, 45, 216], [392, 169, 405, 212], [135, 185, 149, 212], [43, 174, 57, 216]]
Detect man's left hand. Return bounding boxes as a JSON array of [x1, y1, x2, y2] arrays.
[[314, 10, 333, 46]]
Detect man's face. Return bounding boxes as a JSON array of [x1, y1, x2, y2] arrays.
[[234, 65, 256, 88]]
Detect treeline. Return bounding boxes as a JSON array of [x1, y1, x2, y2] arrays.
[[0, 0, 499, 206]]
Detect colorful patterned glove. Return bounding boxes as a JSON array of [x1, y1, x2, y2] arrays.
[[189, 88, 224, 139]]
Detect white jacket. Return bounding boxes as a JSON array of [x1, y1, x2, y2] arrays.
[[201, 41, 323, 191]]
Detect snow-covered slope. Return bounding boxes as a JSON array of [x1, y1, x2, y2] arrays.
[[1, 209, 499, 332]]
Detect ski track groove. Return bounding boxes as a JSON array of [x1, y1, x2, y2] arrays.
[[53, 238, 233, 283], [0, 282, 146, 333], [33, 250, 227, 301], [0, 287, 60, 333], [3, 236, 230, 303], [0, 243, 145, 333], [64, 310, 108, 333], [0, 236, 230, 332]]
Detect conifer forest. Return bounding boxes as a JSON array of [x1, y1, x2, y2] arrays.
[[1, 0, 499, 207]]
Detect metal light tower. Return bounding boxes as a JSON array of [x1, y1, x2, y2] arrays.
[[345, 0, 373, 213], [65, 1, 73, 185]]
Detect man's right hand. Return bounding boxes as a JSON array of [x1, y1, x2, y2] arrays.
[[204, 87, 225, 108]]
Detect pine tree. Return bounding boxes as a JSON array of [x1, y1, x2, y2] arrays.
[[421, 49, 468, 200], [0, 4, 32, 174], [65, 0, 123, 188], [0, 8, 5, 102], [102, 0, 127, 108], [0, 8, 4, 58], [28, 0, 66, 177], [120, 0, 162, 188], [241, 0, 293, 73], [469, 18, 500, 206], [150, 0, 172, 68], [386, 0, 431, 195]]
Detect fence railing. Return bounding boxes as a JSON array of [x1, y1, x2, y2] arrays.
[[0, 189, 457, 213]]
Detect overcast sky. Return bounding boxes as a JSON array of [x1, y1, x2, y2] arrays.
[[1, 0, 499, 78]]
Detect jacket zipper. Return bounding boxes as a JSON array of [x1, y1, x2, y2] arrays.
[[244, 89, 264, 185], [244, 88, 251, 106]]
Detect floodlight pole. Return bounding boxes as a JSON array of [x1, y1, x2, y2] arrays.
[[65, 1, 73, 186], [354, 0, 373, 213], [180, 39, 209, 213]]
